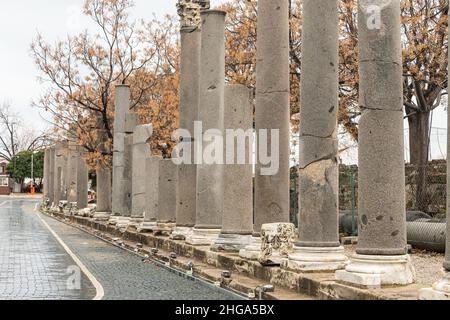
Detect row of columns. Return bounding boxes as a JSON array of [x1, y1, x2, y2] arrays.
[[44, 140, 88, 211], [42, 0, 450, 297]]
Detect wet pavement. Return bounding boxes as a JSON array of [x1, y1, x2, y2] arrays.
[[0, 199, 95, 300], [0, 199, 240, 300]]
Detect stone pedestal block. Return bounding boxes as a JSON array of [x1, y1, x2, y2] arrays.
[[258, 223, 295, 266], [335, 254, 416, 289]]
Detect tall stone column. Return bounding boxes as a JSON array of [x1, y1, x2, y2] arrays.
[[171, 0, 203, 241], [48, 147, 56, 206], [96, 165, 111, 214], [43, 148, 51, 203], [76, 147, 89, 210], [111, 85, 131, 223], [129, 124, 153, 229], [336, 0, 415, 287], [284, 0, 347, 272], [155, 159, 178, 235], [93, 115, 112, 220], [186, 9, 226, 246], [240, 0, 290, 260], [419, 12, 450, 300], [53, 141, 68, 205], [138, 155, 161, 232], [211, 85, 254, 252], [112, 85, 129, 208], [66, 141, 78, 204]]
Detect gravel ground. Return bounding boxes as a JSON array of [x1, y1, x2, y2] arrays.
[[343, 245, 445, 285]]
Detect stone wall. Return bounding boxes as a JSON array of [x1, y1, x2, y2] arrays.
[[337, 160, 446, 217]]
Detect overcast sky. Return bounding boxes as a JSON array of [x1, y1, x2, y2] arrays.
[[0, 0, 224, 131]]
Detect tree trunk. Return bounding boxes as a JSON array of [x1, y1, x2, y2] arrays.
[[408, 111, 430, 212]]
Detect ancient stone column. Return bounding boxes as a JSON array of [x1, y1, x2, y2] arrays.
[[48, 147, 56, 206], [418, 12, 450, 300], [155, 159, 178, 235], [53, 141, 68, 205], [240, 0, 290, 260], [138, 155, 161, 232], [111, 85, 131, 221], [93, 116, 112, 220], [66, 141, 78, 204], [186, 9, 226, 246], [284, 0, 348, 272], [211, 85, 254, 252], [43, 148, 51, 203], [171, 0, 203, 241], [129, 124, 153, 229], [96, 165, 111, 214], [336, 0, 415, 287], [76, 149, 89, 210]]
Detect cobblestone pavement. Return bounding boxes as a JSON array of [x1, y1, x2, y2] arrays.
[[0, 199, 239, 300], [0, 199, 96, 300]]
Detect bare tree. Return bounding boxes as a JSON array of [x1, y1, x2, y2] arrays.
[[0, 101, 49, 161]]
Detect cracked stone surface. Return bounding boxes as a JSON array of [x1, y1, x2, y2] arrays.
[[296, 0, 340, 248], [254, 0, 290, 234], [356, 0, 407, 256]]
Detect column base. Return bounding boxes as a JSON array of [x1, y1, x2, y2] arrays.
[[239, 237, 262, 260], [282, 246, 348, 272], [137, 221, 157, 233], [93, 212, 111, 221], [335, 254, 416, 289], [419, 273, 450, 300], [127, 217, 144, 230], [211, 234, 254, 253], [108, 215, 120, 225], [185, 228, 221, 246], [115, 217, 131, 230], [170, 226, 194, 240], [153, 223, 176, 236]]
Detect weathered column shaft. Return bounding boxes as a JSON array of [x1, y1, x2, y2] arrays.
[[336, 0, 414, 288], [157, 159, 178, 223], [43, 148, 51, 201], [76, 150, 89, 210], [131, 124, 153, 221], [53, 141, 68, 204], [66, 141, 78, 203], [96, 165, 111, 213], [194, 10, 226, 230], [221, 85, 254, 235], [144, 156, 161, 222], [254, 0, 290, 234], [176, 16, 201, 229], [48, 147, 55, 205], [211, 85, 254, 252], [112, 85, 131, 216], [297, 0, 340, 248], [356, 0, 406, 255]]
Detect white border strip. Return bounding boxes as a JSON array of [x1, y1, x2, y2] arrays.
[[36, 212, 105, 300]]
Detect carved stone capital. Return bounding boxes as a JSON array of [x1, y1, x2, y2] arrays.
[[177, 0, 210, 30]]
